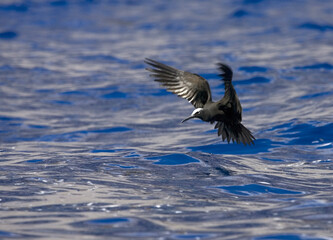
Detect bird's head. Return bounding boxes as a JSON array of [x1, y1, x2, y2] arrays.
[[181, 108, 204, 123]]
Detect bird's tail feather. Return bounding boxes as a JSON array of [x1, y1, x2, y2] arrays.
[[215, 121, 255, 145]]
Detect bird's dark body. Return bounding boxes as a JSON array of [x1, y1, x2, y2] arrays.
[[144, 58, 255, 145]]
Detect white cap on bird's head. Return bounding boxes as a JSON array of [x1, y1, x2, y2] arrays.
[[181, 108, 203, 123]]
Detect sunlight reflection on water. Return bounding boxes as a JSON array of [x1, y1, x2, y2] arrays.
[[0, 0, 333, 239]]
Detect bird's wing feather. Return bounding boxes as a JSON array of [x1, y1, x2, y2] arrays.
[[216, 63, 242, 121], [215, 121, 255, 145], [145, 58, 212, 108]]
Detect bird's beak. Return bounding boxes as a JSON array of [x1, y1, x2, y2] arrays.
[[181, 115, 196, 123]]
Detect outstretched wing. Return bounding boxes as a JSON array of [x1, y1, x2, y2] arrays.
[[145, 58, 212, 108], [217, 63, 242, 121]]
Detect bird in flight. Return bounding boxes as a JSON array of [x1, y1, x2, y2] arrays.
[[144, 58, 255, 145]]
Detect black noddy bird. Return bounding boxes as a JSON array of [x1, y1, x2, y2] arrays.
[[144, 58, 255, 145]]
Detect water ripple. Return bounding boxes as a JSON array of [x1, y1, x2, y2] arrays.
[[216, 184, 303, 196], [0, 0, 332, 239]]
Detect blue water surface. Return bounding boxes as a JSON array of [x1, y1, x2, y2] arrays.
[[0, 0, 333, 239]]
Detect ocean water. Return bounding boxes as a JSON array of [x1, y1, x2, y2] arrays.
[[0, 0, 333, 239]]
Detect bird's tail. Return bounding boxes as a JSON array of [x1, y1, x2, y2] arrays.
[[215, 121, 255, 145]]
